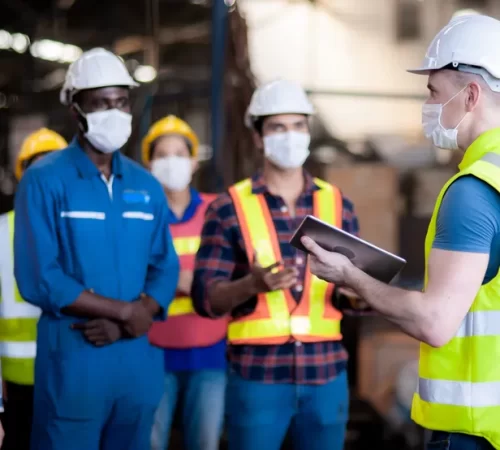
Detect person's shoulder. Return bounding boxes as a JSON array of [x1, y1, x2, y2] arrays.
[[445, 174, 500, 207], [312, 177, 356, 209], [121, 155, 151, 177], [20, 148, 71, 188], [206, 191, 234, 216], [121, 156, 163, 191], [26, 147, 70, 174]]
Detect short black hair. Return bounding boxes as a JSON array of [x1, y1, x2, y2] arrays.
[[252, 114, 309, 135]]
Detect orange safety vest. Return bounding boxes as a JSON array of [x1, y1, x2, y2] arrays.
[[227, 177, 343, 345], [148, 193, 228, 349]]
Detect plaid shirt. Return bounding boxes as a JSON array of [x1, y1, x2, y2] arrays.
[[192, 171, 360, 385]]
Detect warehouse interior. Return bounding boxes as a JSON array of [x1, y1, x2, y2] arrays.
[[0, 0, 493, 449]]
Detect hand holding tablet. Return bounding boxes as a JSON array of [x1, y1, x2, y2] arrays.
[[290, 215, 406, 284]]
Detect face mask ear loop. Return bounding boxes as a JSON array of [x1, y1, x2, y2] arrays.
[[72, 102, 89, 133], [438, 84, 469, 130]]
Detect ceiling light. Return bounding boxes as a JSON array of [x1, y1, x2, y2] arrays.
[[30, 39, 64, 61], [30, 39, 82, 63], [59, 44, 82, 63], [0, 30, 12, 50], [11, 33, 30, 53], [134, 65, 157, 83]]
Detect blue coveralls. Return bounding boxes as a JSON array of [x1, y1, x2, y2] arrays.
[[13, 140, 179, 450]]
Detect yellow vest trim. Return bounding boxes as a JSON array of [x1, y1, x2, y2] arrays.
[[173, 236, 201, 256], [167, 296, 195, 316], [168, 236, 201, 318]]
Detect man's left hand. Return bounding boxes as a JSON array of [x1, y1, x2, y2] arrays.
[[301, 236, 353, 285], [72, 319, 122, 347]]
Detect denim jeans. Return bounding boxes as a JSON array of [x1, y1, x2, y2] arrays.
[[225, 370, 349, 450], [150, 370, 227, 450], [427, 431, 495, 450]]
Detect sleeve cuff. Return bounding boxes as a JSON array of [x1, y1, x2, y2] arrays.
[[143, 286, 170, 321], [51, 280, 86, 317]]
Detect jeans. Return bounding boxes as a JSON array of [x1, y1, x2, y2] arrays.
[[427, 431, 495, 450], [225, 370, 349, 450], [150, 370, 227, 450]]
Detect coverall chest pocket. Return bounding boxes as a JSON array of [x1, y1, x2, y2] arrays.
[[121, 210, 156, 245], [59, 210, 108, 248]]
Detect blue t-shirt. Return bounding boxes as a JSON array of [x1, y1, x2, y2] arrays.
[[164, 188, 227, 372], [433, 175, 500, 284]]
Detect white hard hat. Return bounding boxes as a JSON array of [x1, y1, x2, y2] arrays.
[[245, 79, 314, 128], [408, 14, 500, 92], [60, 47, 138, 105]]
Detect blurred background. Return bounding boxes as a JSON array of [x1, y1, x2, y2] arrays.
[[0, 0, 491, 448]]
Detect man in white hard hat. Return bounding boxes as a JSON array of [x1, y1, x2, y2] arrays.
[[191, 79, 360, 450], [13, 48, 179, 450], [301, 14, 500, 450]]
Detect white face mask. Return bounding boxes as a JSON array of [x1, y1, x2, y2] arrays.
[[151, 156, 192, 192], [421, 86, 468, 150], [83, 109, 132, 154], [263, 131, 311, 169]]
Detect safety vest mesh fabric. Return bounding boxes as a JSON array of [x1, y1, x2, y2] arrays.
[[0, 210, 40, 385], [411, 149, 500, 450], [148, 194, 228, 349], [227, 177, 343, 345]]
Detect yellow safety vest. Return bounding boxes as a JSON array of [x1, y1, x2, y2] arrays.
[[411, 129, 500, 449], [0, 210, 40, 385], [227, 177, 343, 345]]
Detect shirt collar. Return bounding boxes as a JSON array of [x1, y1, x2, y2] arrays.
[[459, 128, 500, 171], [68, 137, 125, 179], [250, 169, 319, 195], [167, 187, 202, 224]]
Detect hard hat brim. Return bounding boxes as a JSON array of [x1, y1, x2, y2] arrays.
[[407, 68, 432, 75]]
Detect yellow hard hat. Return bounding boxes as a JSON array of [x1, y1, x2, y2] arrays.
[[16, 128, 68, 180], [141, 115, 199, 164]]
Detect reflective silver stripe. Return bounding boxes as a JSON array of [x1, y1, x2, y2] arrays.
[[122, 212, 154, 221], [481, 152, 500, 167], [455, 310, 500, 338], [60, 211, 106, 220], [0, 342, 36, 358], [418, 377, 500, 408]]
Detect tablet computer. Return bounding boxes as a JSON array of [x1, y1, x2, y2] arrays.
[[290, 215, 406, 284]]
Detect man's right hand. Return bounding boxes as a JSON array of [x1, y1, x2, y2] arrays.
[[249, 259, 299, 294], [120, 301, 154, 338]]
